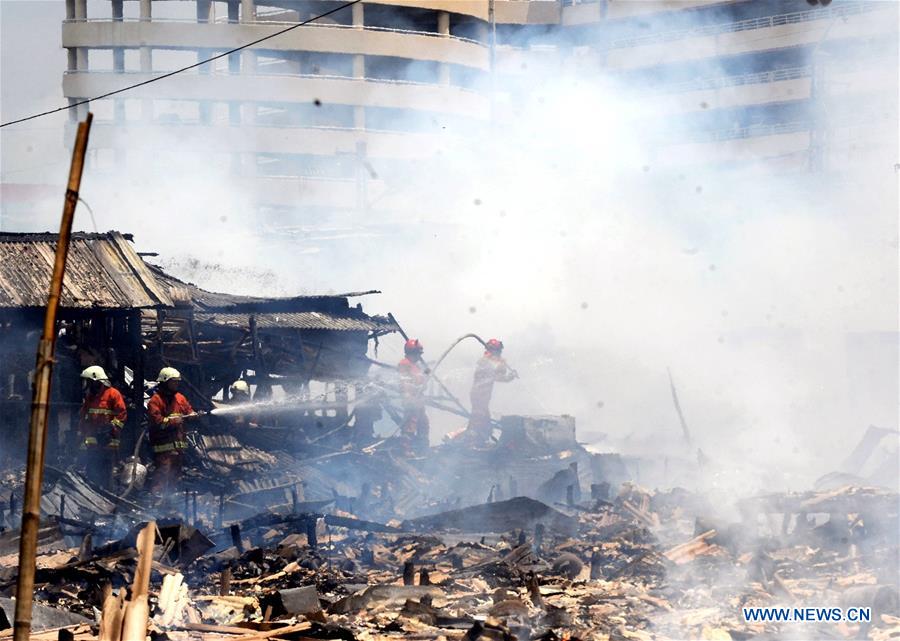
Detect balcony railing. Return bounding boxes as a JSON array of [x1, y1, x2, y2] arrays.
[[77, 118, 450, 137], [62, 69, 484, 93], [62, 17, 485, 47], [644, 65, 811, 95], [658, 120, 810, 144], [607, 1, 880, 49]]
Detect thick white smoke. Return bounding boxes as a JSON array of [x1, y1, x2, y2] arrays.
[[1, 1, 897, 495]]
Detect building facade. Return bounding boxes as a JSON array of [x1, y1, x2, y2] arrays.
[[58, 0, 898, 220]]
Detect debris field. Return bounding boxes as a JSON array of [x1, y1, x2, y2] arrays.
[[0, 460, 896, 641]]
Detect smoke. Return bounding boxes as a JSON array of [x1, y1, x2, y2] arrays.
[[1, 0, 897, 494]]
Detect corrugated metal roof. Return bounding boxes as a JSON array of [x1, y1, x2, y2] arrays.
[[148, 265, 380, 312], [195, 311, 400, 332], [0, 231, 173, 310]]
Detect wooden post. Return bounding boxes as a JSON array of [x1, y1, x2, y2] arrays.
[[77, 532, 93, 562], [14, 112, 92, 641], [121, 521, 155, 640], [230, 524, 244, 553], [590, 548, 603, 580], [527, 573, 543, 608], [217, 491, 225, 529], [98, 584, 125, 641], [219, 566, 232, 596], [128, 310, 144, 456], [305, 519, 317, 549], [533, 523, 545, 554]]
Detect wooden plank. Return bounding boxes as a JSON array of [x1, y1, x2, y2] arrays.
[[180, 622, 313, 638]]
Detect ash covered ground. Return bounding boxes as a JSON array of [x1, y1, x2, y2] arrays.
[[0, 413, 896, 641]]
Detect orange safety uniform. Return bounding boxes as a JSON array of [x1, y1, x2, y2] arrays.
[[466, 352, 516, 441], [78, 385, 127, 488], [148, 390, 194, 453], [147, 390, 194, 494], [78, 386, 127, 450], [397, 356, 429, 451]]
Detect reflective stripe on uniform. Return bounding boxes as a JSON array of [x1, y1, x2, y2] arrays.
[[161, 413, 184, 425], [106, 439, 120, 449], [110, 419, 125, 428], [152, 440, 188, 454], [83, 437, 98, 447], [87, 408, 115, 415]]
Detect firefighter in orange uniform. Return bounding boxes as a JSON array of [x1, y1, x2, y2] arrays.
[[78, 365, 126, 488], [466, 338, 517, 443], [397, 338, 430, 454], [228, 379, 258, 428], [147, 367, 197, 496]]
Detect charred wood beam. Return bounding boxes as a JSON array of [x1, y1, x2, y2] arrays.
[[236, 511, 404, 536]]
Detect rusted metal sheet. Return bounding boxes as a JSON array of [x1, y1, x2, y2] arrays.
[[194, 311, 399, 332], [0, 231, 173, 310]]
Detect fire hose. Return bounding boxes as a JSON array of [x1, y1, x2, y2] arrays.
[[424, 333, 486, 381], [424, 333, 518, 382], [117, 411, 207, 500], [117, 425, 146, 500]]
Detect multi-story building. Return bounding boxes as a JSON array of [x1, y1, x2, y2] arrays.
[[564, 0, 898, 173], [54, 0, 898, 223]]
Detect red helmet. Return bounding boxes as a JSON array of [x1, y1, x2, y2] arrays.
[[485, 338, 504, 353], [404, 338, 424, 355]]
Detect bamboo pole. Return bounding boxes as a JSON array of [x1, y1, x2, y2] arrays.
[[13, 112, 93, 641]]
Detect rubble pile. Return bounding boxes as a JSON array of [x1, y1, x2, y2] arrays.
[[0, 477, 896, 641]]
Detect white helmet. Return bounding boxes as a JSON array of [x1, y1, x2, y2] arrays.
[[230, 380, 250, 395], [157, 367, 181, 383], [80, 365, 109, 385]]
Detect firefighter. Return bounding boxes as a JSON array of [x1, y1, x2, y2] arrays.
[[77, 365, 126, 488], [147, 367, 196, 496], [229, 379, 258, 428], [466, 338, 517, 443], [397, 338, 429, 454], [230, 379, 251, 402]]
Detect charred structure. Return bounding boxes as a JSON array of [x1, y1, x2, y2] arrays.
[[0, 231, 170, 464], [0, 231, 400, 464], [0, 229, 895, 641]]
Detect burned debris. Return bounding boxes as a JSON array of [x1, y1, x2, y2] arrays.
[[0, 230, 897, 641], [1, 477, 897, 640]]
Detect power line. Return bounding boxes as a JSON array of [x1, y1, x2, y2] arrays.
[[0, 0, 361, 129]]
